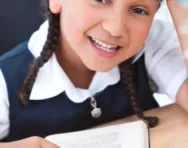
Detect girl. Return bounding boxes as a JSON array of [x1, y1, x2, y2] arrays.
[[0, 0, 188, 147]]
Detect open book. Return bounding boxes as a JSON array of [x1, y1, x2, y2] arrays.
[[46, 120, 150, 148]]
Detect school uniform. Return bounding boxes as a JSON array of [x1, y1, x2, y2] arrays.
[[0, 12, 187, 141]]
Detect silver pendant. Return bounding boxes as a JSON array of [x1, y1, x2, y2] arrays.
[[90, 97, 102, 119], [91, 107, 102, 119]]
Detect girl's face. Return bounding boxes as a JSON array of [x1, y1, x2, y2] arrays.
[[50, 0, 160, 72]]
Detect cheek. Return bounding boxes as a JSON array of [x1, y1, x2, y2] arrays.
[[129, 22, 152, 54], [117, 21, 152, 63], [61, 4, 96, 45]]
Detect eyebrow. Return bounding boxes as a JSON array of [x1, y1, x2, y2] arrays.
[[144, 0, 162, 4], [143, 0, 162, 2], [140, 0, 162, 8]]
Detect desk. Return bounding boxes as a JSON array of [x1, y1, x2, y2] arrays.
[[96, 104, 188, 148]]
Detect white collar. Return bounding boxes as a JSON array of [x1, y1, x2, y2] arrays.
[[28, 21, 123, 103]]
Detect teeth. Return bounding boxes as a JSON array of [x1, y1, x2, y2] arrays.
[[91, 37, 118, 49], [95, 42, 116, 53], [107, 45, 112, 48], [102, 43, 106, 48]]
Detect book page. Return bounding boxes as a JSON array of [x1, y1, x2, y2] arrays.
[[52, 131, 122, 148], [46, 120, 148, 148]]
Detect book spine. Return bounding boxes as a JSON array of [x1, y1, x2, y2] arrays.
[[147, 127, 151, 148]]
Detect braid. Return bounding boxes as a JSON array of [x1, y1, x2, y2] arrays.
[[119, 59, 159, 128], [120, 0, 163, 127], [19, 4, 60, 104]]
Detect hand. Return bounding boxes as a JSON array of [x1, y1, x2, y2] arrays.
[[1, 136, 60, 148], [166, 0, 188, 68]]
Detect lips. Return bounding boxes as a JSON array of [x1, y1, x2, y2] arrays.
[[89, 37, 121, 53], [88, 36, 121, 58]]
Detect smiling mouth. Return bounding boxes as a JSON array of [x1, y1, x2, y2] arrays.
[[88, 36, 121, 53]]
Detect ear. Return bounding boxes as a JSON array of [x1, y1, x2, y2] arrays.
[[49, 0, 62, 14]]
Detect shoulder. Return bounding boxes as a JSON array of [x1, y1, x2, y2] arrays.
[[144, 18, 181, 70], [147, 19, 177, 47], [144, 19, 187, 100], [0, 41, 35, 87], [0, 41, 30, 62], [0, 41, 34, 71]]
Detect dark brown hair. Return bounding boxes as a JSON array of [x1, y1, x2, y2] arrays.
[[120, 59, 159, 128], [19, 0, 159, 128], [19, 2, 60, 104]]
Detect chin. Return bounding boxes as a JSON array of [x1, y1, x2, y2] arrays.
[[85, 62, 115, 72]]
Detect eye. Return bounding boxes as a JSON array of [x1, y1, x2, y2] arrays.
[[94, 0, 110, 4], [131, 8, 149, 15]]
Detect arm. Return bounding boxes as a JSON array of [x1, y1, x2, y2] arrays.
[[166, 0, 188, 112], [176, 80, 188, 113]]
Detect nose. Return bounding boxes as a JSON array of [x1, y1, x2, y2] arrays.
[[102, 9, 128, 37]]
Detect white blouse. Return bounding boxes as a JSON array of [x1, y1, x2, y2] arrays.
[[0, 4, 187, 140]]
